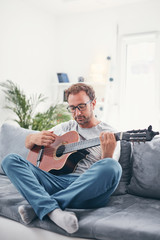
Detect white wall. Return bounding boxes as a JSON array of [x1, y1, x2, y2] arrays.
[[54, 11, 118, 83], [115, 0, 160, 130], [54, 0, 160, 80], [0, 0, 56, 125], [0, 0, 160, 130], [54, 0, 160, 130]]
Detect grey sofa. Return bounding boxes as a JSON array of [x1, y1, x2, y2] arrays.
[[0, 123, 160, 240]]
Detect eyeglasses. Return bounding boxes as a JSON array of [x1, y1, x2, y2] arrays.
[[67, 99, 92, 113]]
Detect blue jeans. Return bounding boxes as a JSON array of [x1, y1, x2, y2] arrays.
[[1, 154, 122, 220]]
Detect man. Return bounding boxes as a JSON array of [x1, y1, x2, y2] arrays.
[[2, 83, 122, 234]]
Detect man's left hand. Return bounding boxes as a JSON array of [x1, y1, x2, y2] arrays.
[[99, 132, 117, 159]]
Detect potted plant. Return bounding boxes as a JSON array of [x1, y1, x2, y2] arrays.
[[0, 80, 71, 130]]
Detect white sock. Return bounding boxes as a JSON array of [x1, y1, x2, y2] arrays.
[[18, 205, 37, 224], [48, 208, 79, 234]]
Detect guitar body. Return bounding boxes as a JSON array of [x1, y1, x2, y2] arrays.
[[27, 131, 81, 174], [49, 150, 89, 175]]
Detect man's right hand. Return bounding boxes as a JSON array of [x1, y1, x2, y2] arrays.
[[25, 131, 56, 149]]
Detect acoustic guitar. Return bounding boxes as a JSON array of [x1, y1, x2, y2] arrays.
[[27, 125, 159, 175]]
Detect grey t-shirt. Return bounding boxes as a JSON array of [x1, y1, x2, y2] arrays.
[[50, 120, 120, 174]]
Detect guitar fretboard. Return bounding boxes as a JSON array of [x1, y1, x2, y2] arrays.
[[64, 137, 100, 154], [62, 132, 125, 154], [58, 127, 158, 156]]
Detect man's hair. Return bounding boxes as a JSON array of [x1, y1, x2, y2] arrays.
[[65, 83, 95, 101]]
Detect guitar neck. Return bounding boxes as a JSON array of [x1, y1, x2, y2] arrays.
[[63, 132, 123, 154], [64, 137, 100, 154], [61, 126, 159, 155]]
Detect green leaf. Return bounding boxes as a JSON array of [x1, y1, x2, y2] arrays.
[[0, 80, 71, 130]]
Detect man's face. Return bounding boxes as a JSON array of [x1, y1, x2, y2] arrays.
[[67, 91, 95, 126]]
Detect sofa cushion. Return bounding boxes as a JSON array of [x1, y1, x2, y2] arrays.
[[0, 123, 37, 174], [127, 136, 160, 199], [92, 196, 160, 240], [112, 140, 132, 195]]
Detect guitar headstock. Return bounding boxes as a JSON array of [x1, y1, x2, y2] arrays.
[[145, 125, 159, 141], [115, 125, 159, 142]]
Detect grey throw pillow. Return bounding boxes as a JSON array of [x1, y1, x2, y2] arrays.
[[127, 136, 160, 199], [112, 140, 132, 195], [0, 123, 37, 174]]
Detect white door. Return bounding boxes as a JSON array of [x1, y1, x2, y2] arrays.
[[119, 33, 160, 131]]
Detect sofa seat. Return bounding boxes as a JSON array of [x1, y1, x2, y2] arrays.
[[92, 198, 160, 240], [0, 174, 160, 240]]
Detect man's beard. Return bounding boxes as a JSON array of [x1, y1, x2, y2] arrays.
[[74, 112, 93, 125]]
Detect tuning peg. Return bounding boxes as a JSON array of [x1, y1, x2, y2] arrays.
[[148, 125, 152, 132]]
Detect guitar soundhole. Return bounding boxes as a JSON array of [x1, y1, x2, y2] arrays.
[[56, 145, 65, 157]]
